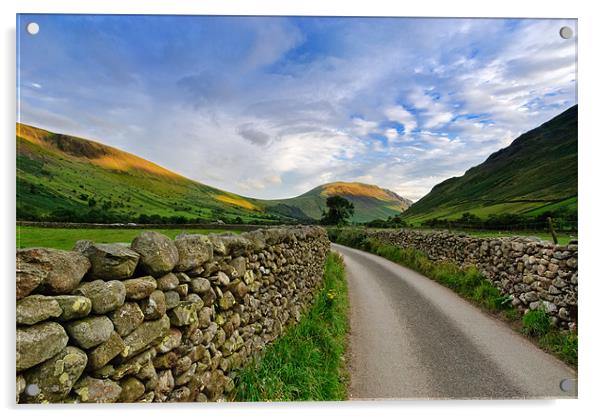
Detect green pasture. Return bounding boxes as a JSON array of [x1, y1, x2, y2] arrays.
[[16, 225, 241, 250]]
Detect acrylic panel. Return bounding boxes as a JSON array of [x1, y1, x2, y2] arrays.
[[16, 14, 577, 403]]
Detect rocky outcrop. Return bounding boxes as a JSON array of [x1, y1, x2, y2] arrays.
[[15, 226, 329, 403], [369, 229, 578, 330]]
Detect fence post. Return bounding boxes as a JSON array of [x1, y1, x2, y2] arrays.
[[547, 217, 559, 244]]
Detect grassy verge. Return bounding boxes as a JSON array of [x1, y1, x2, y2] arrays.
[[329, 228, 577, 367], [234, 252, 349, 401], [16, 225, 241, 250], [522, 309, 578, 366]]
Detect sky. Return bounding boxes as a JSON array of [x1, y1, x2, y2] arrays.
[[17, 15, 577, 201]]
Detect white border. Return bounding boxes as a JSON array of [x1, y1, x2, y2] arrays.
[[2, 1, 601, 418]]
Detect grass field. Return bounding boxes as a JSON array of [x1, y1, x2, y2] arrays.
[[459, 230, 576, 246], [234, 252, 349, 401], [16, 225, 241, 250], [368, 227, 576, 246]]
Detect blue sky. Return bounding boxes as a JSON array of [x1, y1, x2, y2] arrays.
[[17, 15, 577, 201]]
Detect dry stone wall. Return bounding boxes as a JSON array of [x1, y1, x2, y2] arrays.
[[369, 230, 578, 330], [16, 226, 329, 403]]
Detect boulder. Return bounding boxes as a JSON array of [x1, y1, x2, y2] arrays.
[[16, 248, 90, 298], [87, 331, 126, 370], [156, 272, 179, 291], [212, 271, 230, 286], [198, 307, 213, 328], [219, 291, 236, 310], [229, 256, 247, 278], [191, 277, 211, 294], [156, 328, 182, 354], [245, 230, 267, 251], [117, 377, 145, 403], [53, 295, 92, 321], [207, 234, 227, 256], [175, 272, 192, 283], [168, 301, 200, 326], [74, 280, 126, 314], [135, 358, 157, 381], [74, 376, 122, 403], [155, 370, 174, 401], [123, 276, 157, 300], [140, 290, 167, 320], [111, 348, 156, 380], [228, 279, 249, 300], [82, 243, 140, 280], [17, 322, 68, 371], [164, 290, 180, 310], [65, 316, 114, 349], [16, 295, 62, 325], [110, 302, 144, 337], [176, 284, 189, 298], [175, 362, 197, 386], [174, 234, 213, 272], [121, 315, 170, 359], [131, 232, 179, 277], [243, 270, 255, 285], [153, 351, 178, 369], [138, 392, 155, 403], [173, 356, 192, 376], [186, 293, 202, 303], [220, 235, 253, 257], [22, 346, 87, 403], [168, 386, 191, 402]]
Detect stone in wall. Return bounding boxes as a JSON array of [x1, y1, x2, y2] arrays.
[[80, 244, 140, 280], [17, 248, 90, 299], [131, 232, 179, 277]]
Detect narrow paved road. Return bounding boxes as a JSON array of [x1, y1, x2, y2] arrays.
[[333, 243, 577, 400]]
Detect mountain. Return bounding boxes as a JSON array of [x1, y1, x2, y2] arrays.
[[402, 105, 577, 223], [16, 123, 410, 223], [260, 182, 412, 223], [16, 123, 272, 223]]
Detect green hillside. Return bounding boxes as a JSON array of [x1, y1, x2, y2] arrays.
[[16, 124, 410, 224], [16, 123, 278, 224], [260, 182, 412, 223], [402, 105, 577, 224]]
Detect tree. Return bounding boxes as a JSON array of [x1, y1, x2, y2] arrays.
[[320, 196, 354, 225]]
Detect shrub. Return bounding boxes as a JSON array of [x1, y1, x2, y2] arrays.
[[522, 308, 551, 337]]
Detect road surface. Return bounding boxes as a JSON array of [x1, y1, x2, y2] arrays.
[[332, 243, 577, 400]]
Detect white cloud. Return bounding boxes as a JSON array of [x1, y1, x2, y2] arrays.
[[384, 105, 417, 134], [384, 128, 399, 142], [350, 117, 379, 136]]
